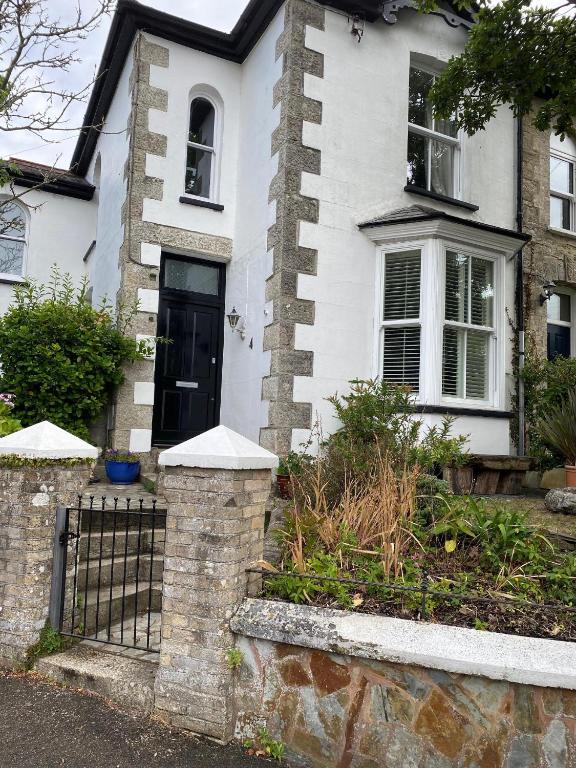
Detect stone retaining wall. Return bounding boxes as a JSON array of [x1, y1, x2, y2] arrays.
[[231, 599, 576, 767]]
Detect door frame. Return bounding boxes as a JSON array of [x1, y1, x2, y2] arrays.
[[152, 252, 226, 447]]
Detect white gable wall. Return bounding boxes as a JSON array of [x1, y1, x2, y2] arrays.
[[292, 9, 518, 452], [220, 8, 283, 441], [86, 44, 134, 308]]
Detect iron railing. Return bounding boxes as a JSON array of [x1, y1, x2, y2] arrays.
[[246, 567, 576, 641], [51, 496, 166, 653]]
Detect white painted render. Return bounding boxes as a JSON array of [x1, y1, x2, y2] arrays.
[[85, 45, 133, 309], [158, 424, 278, 469], [144, 33, 241, 240], [220, 9, 283, 442], [0, 187, 94, 315], [0, 420, 98, 459], [292, 9, 519, 453], [140, 9, 283, 444]]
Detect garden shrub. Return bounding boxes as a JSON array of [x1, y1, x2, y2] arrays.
[[0, 393, 21, 437], [0, 269, 154, 440], [519, 350, 576, 467]]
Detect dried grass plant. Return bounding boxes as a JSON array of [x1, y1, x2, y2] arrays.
[[288, 448, 420, 580]]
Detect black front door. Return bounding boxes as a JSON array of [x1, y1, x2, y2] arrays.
[[152, 255, 225, 446]]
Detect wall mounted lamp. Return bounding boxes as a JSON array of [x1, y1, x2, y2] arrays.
[[540, 281, 557, 306], [227, 306, 246, 340], [348, 13, 365, 42]]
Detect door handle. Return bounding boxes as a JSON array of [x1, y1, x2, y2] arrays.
[[176, 381, 199, 389]]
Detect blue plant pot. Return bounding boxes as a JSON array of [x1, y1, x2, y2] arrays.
[[105, 460, 140, 485]]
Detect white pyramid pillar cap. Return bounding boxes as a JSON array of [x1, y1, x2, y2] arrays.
[[0, 421, 98, 459], [158, 425, 279, 470]]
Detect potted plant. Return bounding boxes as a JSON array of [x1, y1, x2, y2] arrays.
[[276, 451, 304, 500], [104, 449, 141, 485], [537, 389, 576, 487]]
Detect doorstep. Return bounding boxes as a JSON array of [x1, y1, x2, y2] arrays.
[[36, 645, 157, 714]]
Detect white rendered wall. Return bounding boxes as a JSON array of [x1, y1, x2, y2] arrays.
[[219, 10, 283, 441], [292, 9, 518, 453], [144, 34, 241, 241], [86, 46, 133, 308], [141, 15, 283, 444], [418, 413, 510, 456], [0, 186, 94, 314]]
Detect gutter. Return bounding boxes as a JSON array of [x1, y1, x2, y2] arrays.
[[515, 117, 526, 456]]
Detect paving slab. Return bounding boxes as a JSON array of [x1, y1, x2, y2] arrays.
[[0, 670, 270, 768]]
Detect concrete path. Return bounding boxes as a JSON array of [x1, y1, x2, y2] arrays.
[[0, 671, 271, 768]]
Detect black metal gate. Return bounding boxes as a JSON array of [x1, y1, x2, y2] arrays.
[[50, 496, 166, 653]]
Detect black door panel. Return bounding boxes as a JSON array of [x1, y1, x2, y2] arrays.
[[153, 256, 225, 446]]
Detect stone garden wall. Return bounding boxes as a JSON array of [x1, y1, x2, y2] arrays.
[[231, 599, 576, 768]]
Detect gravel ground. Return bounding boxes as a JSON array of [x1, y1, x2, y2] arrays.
[[0, 671, 270, 768]]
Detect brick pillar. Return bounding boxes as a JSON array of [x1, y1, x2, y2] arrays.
[[0, 421, 97, 665], [154, 425, 278, 742]]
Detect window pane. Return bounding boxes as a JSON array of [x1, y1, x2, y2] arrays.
[[430, 139, 454, 197], [547, 293, 571, 323], [442, 327, 490, 399], [550, 156, 573, 194], [471, 257, 494, 327], [550, 195, 571, 229], [466, 330, 489, 399], [189, 98, 215, 147], [435, 114, 458, 139], [442, 326, 465, 397], [0, 238, 24, 275], [407, 131, 427, 189], [164, 259, 219, 295], [382, 326, 420, 390], [548, 324, 571, 360], [445, 251, 469, 323], [383, 251, 421, 320], [408, 67, 434, 129], [0, 201, 25, 239], [185, 146, 212, 198]]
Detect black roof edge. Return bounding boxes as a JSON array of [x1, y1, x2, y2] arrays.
[[7, 166, 95, 201], [70, 0, 287, 176], [359, 209, 532, 242]]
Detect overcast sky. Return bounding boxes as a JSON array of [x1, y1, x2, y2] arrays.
[[2, 0, 250, 169]]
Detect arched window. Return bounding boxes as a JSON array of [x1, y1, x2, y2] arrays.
[[0, 201, 26, 277], [185, 97, 216, 199]]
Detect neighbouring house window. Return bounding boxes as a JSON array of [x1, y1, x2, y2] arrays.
[[380, 250, 421, 390], [442, 251, 495, 401], [407, 65, 459, 198], [0, 201, 26, 277], [185, 97, 216, 198], [547, 292, 572, 359], [550, 153, 575, 231]]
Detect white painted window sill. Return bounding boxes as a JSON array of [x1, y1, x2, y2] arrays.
[[0, 273, 26, 285], [548, 227, 576, 241], [231, 598, 576, 690]]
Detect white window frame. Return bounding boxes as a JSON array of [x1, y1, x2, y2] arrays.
[[407, 62, 462, 200], [183, 92, 222, 204], [547, 288, 576, 358], [440, 242, 501, 407], [0, 198, 28, 283], [378, 244, 423, 393], [550, 149, 576, 233], [374, 237, 505, 410]]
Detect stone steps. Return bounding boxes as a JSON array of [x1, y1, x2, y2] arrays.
[[78, 552, 164, 590], [36, 645, 157, 714], [79, 527, 164, 558], [72, 581, 162, 635]]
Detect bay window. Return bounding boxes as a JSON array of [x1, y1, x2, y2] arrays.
[[376, 239, 502, 408], [407, 66, 459, 198]]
